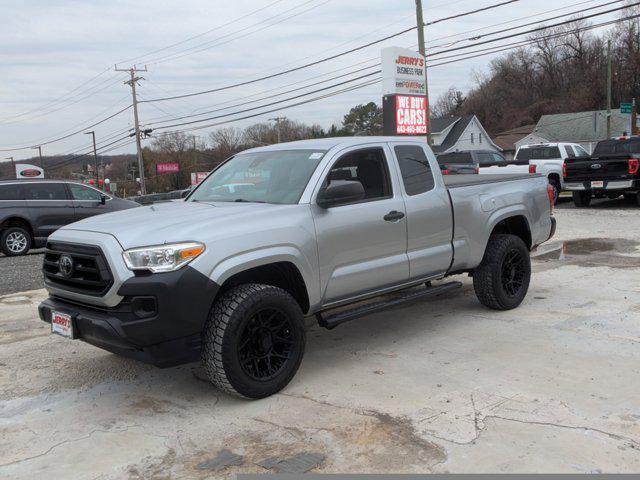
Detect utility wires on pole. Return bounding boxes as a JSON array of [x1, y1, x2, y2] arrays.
[[415, 0, 432, 145], [32, 145, 43, 170], [606, 39, 612, 139], [84, 131, 99, 184], [269, 116, 286, 143], [5, 157, 15, 179], [116, 65, 148, 194]]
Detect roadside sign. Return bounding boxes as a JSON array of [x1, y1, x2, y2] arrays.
[[156, 163, 179, 173], [381, 46, 426, 96], [15, 163, 44, 179], [190, 171, 208, 185], [620, 103, 632, 114], [382, 94, 428, 135]]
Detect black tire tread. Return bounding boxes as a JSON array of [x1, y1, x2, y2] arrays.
[[473, 234, 529, 311], [0, 226, 32, 257], [202, 283, 303, 399]]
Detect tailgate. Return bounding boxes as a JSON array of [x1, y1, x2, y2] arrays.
[[564, 155, 631, 181]]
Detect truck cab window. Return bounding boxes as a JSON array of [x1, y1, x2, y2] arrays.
[[394, 145, 434, 195], [327, 148, 392, 200]]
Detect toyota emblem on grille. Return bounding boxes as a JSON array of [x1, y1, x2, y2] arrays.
[[58, 255, 74, 278], [591, 163, 602, 169]]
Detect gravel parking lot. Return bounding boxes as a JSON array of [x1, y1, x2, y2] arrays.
[[1, 201, 640, 478]]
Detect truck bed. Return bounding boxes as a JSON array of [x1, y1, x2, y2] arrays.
[[444, 173, 538, 188]]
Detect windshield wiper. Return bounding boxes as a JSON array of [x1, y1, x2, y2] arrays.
[[233, 198, 266, 203]]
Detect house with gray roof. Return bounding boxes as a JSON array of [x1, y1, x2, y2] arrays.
[[516, 109, 632, 154], [430, 115, 501, 154]]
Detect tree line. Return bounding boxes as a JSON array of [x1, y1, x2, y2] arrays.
[[432, 8, 640, 134]]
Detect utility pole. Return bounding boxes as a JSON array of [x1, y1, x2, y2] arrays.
[[269, 117, 286, 143], [84, 131, 99, 185], [5, 157, 15, 179], [32, 146, 43, 170], [415, 0, 432, 145], [606, 39, 612, 139], [116, 65, 147, 194]]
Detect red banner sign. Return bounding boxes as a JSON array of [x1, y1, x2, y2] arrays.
[[156, 163, 179, 173], [395, 95, 427, 135]]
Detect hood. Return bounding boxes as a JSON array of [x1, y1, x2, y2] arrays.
[[61, 200, 297, 250]]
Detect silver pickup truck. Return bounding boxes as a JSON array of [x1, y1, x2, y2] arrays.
[[39, 136, 556, 398]]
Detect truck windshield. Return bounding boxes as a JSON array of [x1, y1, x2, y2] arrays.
[[188, 149, 326, 204]]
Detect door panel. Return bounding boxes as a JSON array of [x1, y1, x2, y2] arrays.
[[391, 143, 453, 279], [22, 182, 74, 237], [312, 145, 409, 305]]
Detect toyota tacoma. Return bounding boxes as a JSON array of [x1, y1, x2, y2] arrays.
[[39, 137, 556, 398]]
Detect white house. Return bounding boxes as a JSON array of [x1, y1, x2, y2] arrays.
[[430, 115, 501, 154]]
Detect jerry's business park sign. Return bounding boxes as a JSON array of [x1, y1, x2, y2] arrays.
[[381, 47, 428, 136]]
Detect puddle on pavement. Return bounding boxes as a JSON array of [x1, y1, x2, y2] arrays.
[[533, 238, 640, 269]]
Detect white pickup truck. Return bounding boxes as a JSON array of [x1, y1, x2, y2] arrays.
[[479, 143, 589, 203]]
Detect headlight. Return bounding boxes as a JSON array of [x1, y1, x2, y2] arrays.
[[122, 242, 205, 273]]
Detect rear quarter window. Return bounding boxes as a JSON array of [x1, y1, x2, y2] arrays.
[[0, 184, 23, 200], [395, 145, 435, 196]]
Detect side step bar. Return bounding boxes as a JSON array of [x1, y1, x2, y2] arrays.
[[316, 281, 462, 330]]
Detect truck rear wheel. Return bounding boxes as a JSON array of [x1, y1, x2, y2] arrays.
[[473, 234, 531, 311], [549, 178, 561, 205], [202, 284, 305, 399], [572, 191, 591, 207]]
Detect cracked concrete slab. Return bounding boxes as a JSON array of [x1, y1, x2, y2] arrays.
[[1, 206, 640, 477]]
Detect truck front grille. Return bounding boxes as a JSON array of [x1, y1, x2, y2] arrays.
[[43, 242, 114, 296]]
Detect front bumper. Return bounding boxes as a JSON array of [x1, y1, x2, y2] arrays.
[[564, 180, 636, 191], [39, 266, 219, 368]]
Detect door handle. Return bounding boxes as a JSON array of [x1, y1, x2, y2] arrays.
[[384, 210, 405, 222]]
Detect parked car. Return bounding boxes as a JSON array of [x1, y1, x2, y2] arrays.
[[479, 143, 589, 204], [564, 136, 640, 207], [436, 150, 507, 174], [39, 137, 555, 399], [0, 180, 139, 256]]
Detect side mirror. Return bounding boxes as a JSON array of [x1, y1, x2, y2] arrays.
[[100, 194, 107, 205], [317, 180, 365, 208]]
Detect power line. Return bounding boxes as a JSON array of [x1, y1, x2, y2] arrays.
[[140, 0, 521, 103], [428, 1, 639, 57], [0, 104, 132, 152], [146, 0, 333, 66], [116, 0, 287, 65]]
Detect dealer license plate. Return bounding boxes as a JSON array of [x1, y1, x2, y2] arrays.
[[591, 181, 604, 188], [51, 311, 74, 338]]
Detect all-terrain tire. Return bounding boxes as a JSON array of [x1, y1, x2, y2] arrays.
[[572, 191, 591, 208], [0, 226, 31, 256], [202, 284, 305, 399], [473, 234, 531, 311]]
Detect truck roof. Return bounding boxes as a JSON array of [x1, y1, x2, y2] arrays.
[[243, 136, 428, 153]]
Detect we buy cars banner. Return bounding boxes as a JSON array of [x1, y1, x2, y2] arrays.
[[382, 94, 428, 135]]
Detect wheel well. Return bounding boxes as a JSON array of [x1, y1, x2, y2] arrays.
[[490, 216, 531, 249], [548, 173, 560, 185], [218, 262, 310, 314], [0, 217, 33, 239]]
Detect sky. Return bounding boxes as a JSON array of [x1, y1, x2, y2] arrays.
[[0, 0, 629, 161]]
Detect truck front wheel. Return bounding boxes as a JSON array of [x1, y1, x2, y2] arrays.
[[572, 191, 592, 207], [202, 284, 306, 399], [473, 234, 531, 311]]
